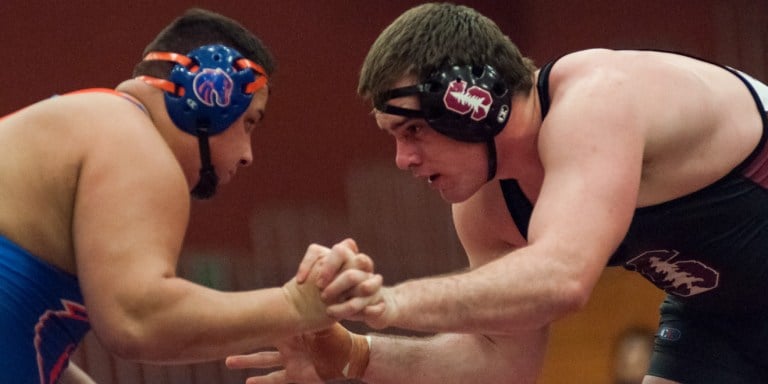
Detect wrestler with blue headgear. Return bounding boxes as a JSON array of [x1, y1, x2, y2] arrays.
[[0, 8, 380, 383]]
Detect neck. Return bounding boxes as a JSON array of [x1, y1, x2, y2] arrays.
[[114, 79, 201, 192], [492, 86, 543, 181]]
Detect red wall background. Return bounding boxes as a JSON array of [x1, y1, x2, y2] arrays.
[[1, 1, 765, 383], [2, 0, 764, 255]]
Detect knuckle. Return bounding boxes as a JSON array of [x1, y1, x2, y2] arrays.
[[307, 243, 324, 253]]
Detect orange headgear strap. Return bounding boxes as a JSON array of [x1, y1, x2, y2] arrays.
[[136, 51, 268, 96], [235, 58, 268, 93]]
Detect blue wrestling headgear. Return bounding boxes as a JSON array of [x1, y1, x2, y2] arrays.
[[138, 44, 269, 199], [375, 64, 510, 180], [138, 44, 268, 135]]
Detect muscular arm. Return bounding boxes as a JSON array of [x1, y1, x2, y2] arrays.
[[71, 95, 330, 363], [364, 330, 548, 384], [356, 58, 644, 335]]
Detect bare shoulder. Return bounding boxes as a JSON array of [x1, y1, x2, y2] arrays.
[[47, 91, 184, 181], [545, 49, 620, 80], [0, 90, 188, 271], [453, 182, 525, 267], [546, 49, 649, 96], [51, 91, 163, 149], [4, 91, 165, 157], [540, 48, 759, 206], [548, 49, 732, 103], [542, 49, 734, 135], [61, 90, 189, 207]]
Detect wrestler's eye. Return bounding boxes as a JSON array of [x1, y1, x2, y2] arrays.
[[405, 124, 422, 136], [244, 118, 257, 134]]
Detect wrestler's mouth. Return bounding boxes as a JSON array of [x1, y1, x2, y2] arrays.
[[413, 172, 440, 186]]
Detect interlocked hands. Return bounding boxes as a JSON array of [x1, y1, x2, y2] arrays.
[[229, 238, 391, 383]]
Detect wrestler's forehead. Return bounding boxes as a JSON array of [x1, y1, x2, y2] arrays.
[[373, 76, 422, 131]]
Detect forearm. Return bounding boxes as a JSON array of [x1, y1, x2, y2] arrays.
[[93, 277, 326, 363], [364, 330, 547, 384], [385, 247, 587, 334]]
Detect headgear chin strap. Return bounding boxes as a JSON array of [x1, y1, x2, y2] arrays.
[[189, 126, 218, 200], [138, 44, 268, 199], [376, 64, 510, 181]]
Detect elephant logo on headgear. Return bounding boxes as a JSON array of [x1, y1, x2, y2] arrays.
[[193, 68, 234, 107]]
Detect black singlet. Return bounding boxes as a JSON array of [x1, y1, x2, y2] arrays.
[[501, 53, 768, 314]]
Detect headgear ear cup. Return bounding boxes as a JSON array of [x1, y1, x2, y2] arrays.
[[419, 65, 510, 142], [138, 44, 268, 135], [376, 64, 510, 143]]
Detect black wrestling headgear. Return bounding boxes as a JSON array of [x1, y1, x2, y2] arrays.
[[376, 64, 511, 180]]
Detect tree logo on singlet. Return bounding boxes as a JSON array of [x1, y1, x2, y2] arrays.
[[625, 249, 720, 297], [443, 80, 492, 121]]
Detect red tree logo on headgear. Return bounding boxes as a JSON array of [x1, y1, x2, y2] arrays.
[[442, 80, 492, 121]]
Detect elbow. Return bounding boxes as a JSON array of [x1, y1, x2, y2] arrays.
[[95, 319, 172, 362], [550, 277, 593, 320], [97, 324, 151, 361]]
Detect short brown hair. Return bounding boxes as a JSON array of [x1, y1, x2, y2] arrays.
[[358, 3, 535, 106], [133, 8, 275, 80]]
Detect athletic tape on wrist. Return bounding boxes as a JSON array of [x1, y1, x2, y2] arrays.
[[303, 324, 371, 380], [342, 335, 372, 378]]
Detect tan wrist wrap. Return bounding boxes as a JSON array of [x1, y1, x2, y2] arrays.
[[303, 323, 371, 380]]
